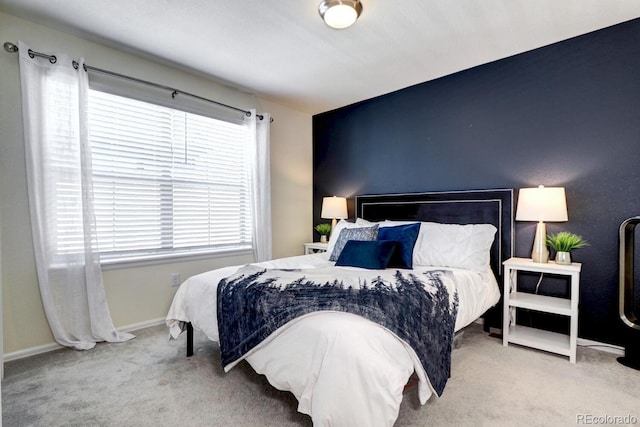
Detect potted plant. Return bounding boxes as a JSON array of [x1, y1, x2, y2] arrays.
[[546, 231, 589, 265], [314, 223, 332, 243]]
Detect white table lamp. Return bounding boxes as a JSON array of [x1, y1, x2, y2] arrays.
[[321, 196, 348, 231], [516, 185, 568, 263]]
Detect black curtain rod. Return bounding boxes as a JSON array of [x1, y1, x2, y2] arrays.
[[3, 41, 269, 121]]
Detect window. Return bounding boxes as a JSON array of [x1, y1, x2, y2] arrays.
[[87, 89, 253, 263]]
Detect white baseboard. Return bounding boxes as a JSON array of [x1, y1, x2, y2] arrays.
[[4, 342, 63, 362], [119, 317, 165, 333], [3, 317, 166, 362], [577, 337, 624, 356]]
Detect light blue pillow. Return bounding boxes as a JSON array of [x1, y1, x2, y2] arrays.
[[329, 224, 379, 261]]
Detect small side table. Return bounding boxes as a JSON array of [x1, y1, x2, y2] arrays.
[[502, 257, 581, 363], [304, 242, 328, 255]]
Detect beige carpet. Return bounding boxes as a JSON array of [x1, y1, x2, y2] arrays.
[[3, 322, 639, 426]]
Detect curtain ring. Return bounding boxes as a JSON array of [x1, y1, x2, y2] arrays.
[[28, 48, 57, 64], [72, 61, 87, 71]]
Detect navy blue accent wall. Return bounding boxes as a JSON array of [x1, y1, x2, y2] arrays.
[[313, 18, 640, 345]]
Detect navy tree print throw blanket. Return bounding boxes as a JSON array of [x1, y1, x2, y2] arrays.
[[217, 265, 459, 396]]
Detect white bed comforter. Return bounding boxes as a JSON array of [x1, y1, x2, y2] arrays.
[[166, 253, 500, 427]]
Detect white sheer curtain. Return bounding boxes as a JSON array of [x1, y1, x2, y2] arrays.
[[18, 41, 134, 350], [245, 110, 272, 262]]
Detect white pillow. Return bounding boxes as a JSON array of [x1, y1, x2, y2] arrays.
[[355, 217, 379, 227], [415, 222, 497, 272], [357, 218, 413, 227]]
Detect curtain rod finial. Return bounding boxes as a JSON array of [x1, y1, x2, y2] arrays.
[[4, 42, 18, 53]]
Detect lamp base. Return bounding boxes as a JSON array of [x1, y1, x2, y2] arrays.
[[531, 221, 549, 263]]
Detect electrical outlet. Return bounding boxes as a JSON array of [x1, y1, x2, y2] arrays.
[[171, 272, 181, 287]]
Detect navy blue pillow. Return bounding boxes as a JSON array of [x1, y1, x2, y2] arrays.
[[335, 240, 398, 269], [377, 223, 420, 269]]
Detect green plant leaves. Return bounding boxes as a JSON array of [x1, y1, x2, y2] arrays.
[[546, 231, 589, 252]]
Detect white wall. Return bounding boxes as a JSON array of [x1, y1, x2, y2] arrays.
[[259, 98, 314, 260], [0, 12, 313, 356]]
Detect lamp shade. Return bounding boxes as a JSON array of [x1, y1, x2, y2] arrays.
[[321, 196, 348, 219], [516, 186, 568, 222]]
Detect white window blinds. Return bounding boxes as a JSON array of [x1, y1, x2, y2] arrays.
[[88, 89, 252, 262]]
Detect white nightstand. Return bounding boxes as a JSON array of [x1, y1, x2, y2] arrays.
[[304, 242, 328, 255], [502, 257, 581, 363]]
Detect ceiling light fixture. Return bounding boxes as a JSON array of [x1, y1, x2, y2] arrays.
[[318, 0, 363, 29]]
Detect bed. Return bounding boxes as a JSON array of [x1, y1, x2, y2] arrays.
[[166, 189, 514, 426]]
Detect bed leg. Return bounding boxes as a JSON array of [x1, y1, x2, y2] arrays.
[[186, 322, 194, 357]]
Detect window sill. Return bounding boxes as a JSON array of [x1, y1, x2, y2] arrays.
[[100, 246, 254, 270]]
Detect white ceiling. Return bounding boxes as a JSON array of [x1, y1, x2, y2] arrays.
[[2, 0, 640, 114]]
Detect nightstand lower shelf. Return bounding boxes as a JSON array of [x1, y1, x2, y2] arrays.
[[507, 325, 571, 357]]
